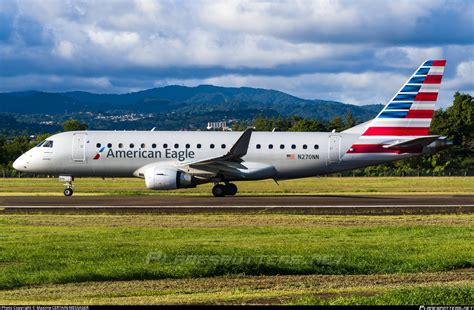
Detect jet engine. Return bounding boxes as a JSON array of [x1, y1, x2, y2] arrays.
[[144, 167, 194, 190]]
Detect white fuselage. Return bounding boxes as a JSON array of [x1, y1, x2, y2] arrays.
[[13, 130, 417, 181]]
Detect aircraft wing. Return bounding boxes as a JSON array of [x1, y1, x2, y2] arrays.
[[382, 135, 441, 150], [180, 127, 253, 168], [177, 128, 276, 180]]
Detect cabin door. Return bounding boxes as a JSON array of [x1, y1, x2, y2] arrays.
[[72, 133, 87, 163]]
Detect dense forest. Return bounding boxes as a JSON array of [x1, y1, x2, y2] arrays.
[[1, 92, 472, 177]]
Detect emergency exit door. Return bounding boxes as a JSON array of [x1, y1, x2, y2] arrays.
[[328, 135, 341, 164]]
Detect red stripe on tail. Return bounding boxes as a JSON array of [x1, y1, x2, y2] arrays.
[[432, 60, 446, 66], [406, 110, 434, 118], [415, 92, 438, 101], [424, 75, 443, 84]]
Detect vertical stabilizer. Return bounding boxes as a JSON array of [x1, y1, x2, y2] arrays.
[[346, 60, 445, 154]]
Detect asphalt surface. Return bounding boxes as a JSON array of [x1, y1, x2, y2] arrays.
[[1, 195, 473, 215]]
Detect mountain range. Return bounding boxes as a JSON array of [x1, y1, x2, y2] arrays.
[[0, 85, 383, 122]]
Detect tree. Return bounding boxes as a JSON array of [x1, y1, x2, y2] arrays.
[[61, 119, 88, 132], [328, 116, 345, 132], [345, 112, 355, 128], [430, 92, 473, 169], [289, 119, 326, 132]]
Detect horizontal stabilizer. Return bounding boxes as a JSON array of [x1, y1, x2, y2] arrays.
[[382, 135, 440, 150]]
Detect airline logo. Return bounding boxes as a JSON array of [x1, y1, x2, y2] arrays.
[[93, 146, 106, 160], [348, 59, 445, 154], [93, 145, 196, 161]]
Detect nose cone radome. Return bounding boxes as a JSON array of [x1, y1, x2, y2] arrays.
[[13, 155, 26, 171]]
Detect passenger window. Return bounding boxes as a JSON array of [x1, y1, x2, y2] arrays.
[[107, 143, 112, 148], [256, 144, 261, 149], [152, 143, 157, 149], [303, 144, 308, 149], [43, 140, 53, 148], [186, 144, 190, 149], [141, 143, 146, 148], [221, 144, 226, 149], [96, 143, 101, 148], [268, 144, 273, 149], [163, 143, 168, 148], [197, 144, 201, 149], [210, 144, 215, 149], [174, 143, 179, 149], [291, 144, 296, 149], [130, 143, 134, 148], [314, 144, 319, 150], [280, 144, 285, 149], [119, 143, 123, 148]]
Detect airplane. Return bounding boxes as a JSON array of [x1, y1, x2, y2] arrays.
[[13, 60, 452, 197]]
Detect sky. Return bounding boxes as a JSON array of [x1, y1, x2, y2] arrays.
[[0, 0, 473, 107]]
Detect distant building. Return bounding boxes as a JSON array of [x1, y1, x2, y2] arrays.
[[207, 121, 232, 131]]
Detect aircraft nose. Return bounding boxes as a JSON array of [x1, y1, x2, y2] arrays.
[[13, 155, 26, 171]]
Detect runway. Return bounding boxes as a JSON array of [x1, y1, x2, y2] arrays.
[[1, 195, 473, 215]]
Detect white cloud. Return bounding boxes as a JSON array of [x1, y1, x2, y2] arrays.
[[87, 29, 140, 48], [444, 60, 474, 90], [375, 47, 444, 68], [53, 40, 74, 59], [198, 0, 444, 43]]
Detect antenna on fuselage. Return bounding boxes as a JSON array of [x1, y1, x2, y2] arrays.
[[151, 127, 156, 131]]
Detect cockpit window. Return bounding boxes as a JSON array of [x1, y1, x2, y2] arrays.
[[36, 141, 45, 147], [43, 140, 54, 148]]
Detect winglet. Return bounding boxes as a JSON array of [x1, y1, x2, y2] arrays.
[[226, 127, 253, 159]]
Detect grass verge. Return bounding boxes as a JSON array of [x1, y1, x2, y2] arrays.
[[0, 176, 473, 196], [0, 213, 472, 305]]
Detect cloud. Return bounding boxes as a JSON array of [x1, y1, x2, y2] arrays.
[[199, 0, 473, 45], [375, 47, 444, 68], [0, 0, 472, 108], [0, 74, 114, 93], [53, 40, 74, 59], [444, 60, 474, 91]]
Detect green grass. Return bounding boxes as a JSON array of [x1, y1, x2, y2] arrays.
[[295, 285, 474, 305], [0, 213, 472, 302], [0, 176, 473, 196]]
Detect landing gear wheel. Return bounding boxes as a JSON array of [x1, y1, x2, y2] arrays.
[[224, 183, 238, 196], [64, 188, 73, 196], [212, 184, 226, 197]]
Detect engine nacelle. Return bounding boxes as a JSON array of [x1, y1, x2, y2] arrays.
[[144, 167, 193, 190]]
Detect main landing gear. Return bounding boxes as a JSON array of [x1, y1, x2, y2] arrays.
[[212, 183, 238, 197], [59, 176, 74, 196]]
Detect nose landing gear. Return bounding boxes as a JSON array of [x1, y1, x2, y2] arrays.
[[64, 187, 73, 197], [59, 176, 74, 197], [212, 182, 238, 197]]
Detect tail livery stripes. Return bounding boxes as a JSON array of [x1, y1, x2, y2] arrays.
[[348, 59, 445, 154]]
